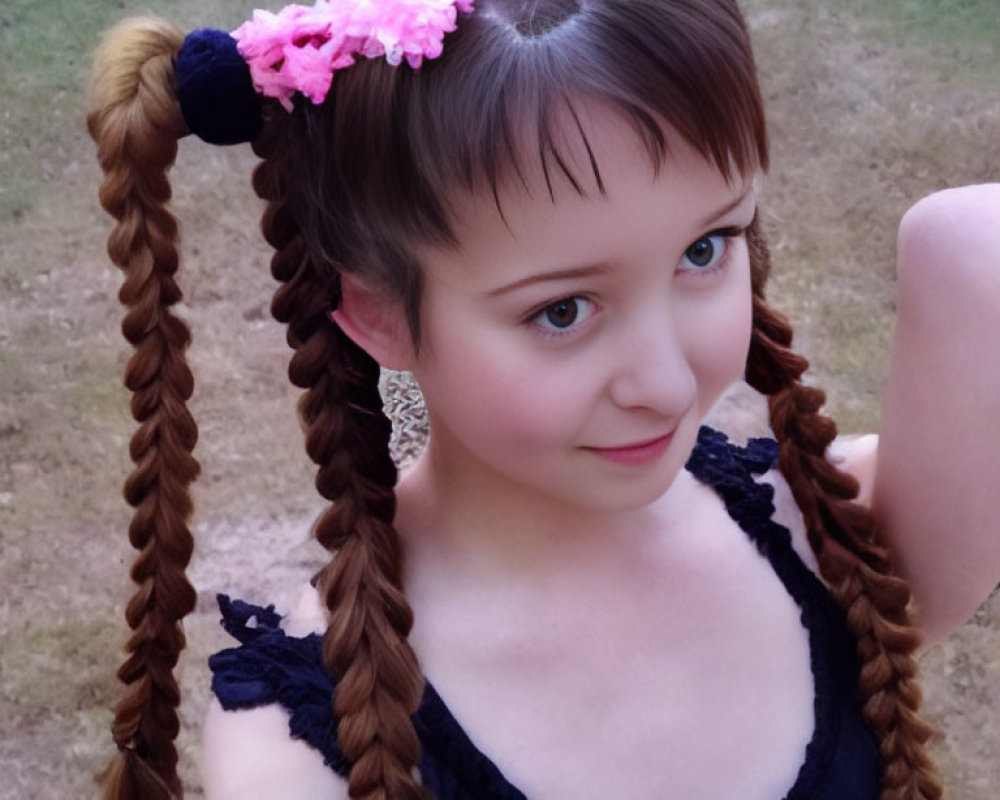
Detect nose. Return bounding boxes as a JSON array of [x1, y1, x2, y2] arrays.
[[607, 301, 696, 417]]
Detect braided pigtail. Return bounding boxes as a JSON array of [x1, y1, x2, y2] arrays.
[[252, 118, 429, 800], [87, 19, 196, 800], [743, 220, 942, 800]]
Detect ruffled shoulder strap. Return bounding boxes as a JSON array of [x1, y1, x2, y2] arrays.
[[209, 595, 528, 799], [684, 426, 779, 530], [686, 426, 815, 571], [209, 595, 350, 775]]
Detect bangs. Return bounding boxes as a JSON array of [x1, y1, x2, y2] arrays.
[[412, 0, 766, 231], [288, 0, 767, 335]]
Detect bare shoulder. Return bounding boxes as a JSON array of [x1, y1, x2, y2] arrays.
[[201, 699, 348, 800], [201, 584, 344, 800], [825, 433, 879, 508], [760, 433, 878, 578]]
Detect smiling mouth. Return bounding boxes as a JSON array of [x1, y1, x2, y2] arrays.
[[582, 431, 675, 465]]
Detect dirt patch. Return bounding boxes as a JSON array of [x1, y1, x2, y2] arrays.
[[2, 1, 997, 798]]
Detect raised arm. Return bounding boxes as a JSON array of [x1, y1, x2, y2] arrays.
[[873, 184, 1000, 644]]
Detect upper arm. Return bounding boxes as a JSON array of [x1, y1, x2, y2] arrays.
[[768, 434, 878, 582], [869, 185, 1000, 644], [201, 698, 348, 800]]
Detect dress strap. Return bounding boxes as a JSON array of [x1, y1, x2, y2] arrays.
[[685, 426, 880, 800]]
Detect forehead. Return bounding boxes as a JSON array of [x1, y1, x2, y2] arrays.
[[422, 103, 755, 279]]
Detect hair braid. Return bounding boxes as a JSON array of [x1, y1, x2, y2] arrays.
[[252, 119, 429, 800], [744, 220, 942, 800], [87, 19, 196, 800]]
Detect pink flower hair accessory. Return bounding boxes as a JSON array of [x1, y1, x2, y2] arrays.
[[231, 0, 475, 111]]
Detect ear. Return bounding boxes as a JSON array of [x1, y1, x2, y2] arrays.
[[330, 273, 415, 371]]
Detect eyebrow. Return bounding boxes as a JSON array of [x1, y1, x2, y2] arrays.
[[485, 188, 756, 298], [486, 262, 611, 298], [698, 186, 756, 229]]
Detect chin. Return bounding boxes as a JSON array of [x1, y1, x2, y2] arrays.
[[566, 457, 690, 514]]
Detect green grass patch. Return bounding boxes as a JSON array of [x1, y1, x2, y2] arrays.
[[70, 372, 128, 419], [767, 0, 1000, 46], [2, 0, 261, 94], [752, 0, 999, 84], [1, 618, 122, 711], [856, 0, 1000, 84], [0, 0, 260, 222], [789, 0, 1000, 82], [849, 0, 1000, 47]]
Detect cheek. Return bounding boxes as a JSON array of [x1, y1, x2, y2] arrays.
[[482, 360, 587, 445], [415, 322, 582, 450], [682, 271, 754, 402]]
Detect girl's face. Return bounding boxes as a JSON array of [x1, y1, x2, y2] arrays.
[[410, 106, 758, 515]]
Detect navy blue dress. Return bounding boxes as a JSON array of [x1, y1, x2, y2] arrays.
[[209, 427, 882, 799]]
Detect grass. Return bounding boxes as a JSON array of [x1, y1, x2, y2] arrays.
[[765, 0, 1000, 84], [769, 0, 1000, 43], [863, 0, 1000, 88], [0, 618, 121, 711], [850, 0, 1000, 46], [743, 0, 999, 429], [1, 0, 261, 92], [0, 0, 260, 223]]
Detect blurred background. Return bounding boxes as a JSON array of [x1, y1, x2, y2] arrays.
[[1, 0, 998, 797]]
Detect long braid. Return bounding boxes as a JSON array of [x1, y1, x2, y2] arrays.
[[87, 19, 196, 800], [252, 118, 430, 800], [744, 220, 942, 800]]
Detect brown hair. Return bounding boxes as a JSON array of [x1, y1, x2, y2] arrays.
[[88, 2, 940, 799], [88, 18, 195, 800]]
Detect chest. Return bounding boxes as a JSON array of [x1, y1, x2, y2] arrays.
[[410, 486, 819, 800]]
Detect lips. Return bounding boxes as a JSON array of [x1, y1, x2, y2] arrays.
[[582, 431, 675, 465]]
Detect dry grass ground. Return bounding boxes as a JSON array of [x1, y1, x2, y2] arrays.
[[1, 0, 997, 798]]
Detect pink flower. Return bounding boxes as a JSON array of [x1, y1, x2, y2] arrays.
[[231, 0, 475, 109]]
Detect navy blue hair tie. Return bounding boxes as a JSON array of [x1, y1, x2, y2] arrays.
[[175, 28, 263, 145]]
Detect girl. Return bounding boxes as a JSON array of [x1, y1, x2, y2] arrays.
[[87, 1, 1000, 799]]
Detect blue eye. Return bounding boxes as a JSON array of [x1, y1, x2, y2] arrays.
[[680, 234, 728, 271], [531, 296, 596, 334]]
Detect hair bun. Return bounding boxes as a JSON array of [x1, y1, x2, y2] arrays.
[[176, 28, 263, 145]]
